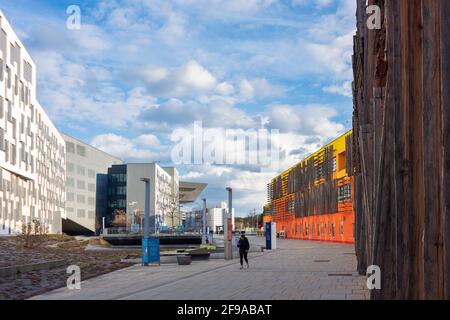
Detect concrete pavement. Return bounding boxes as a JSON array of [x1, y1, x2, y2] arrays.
[[31, 237, 369, 300]]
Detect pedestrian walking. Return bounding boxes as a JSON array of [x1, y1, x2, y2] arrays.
[[237, 232, 250, 269]]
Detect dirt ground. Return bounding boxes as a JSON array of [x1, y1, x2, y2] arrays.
[[0, 235, 135, 300]]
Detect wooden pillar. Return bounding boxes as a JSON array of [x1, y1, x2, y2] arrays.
[[422, 0, 445, 300], [440, 0, 450, 300]]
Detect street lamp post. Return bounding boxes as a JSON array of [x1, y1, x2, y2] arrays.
[[224, 187, 233, 260], [202, 198, 207, 244]]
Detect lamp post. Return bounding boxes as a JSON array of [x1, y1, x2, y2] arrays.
[[202, 198, 207, 244], [140, 178, 160, 266], [128, 201, 138, 233], [224, 187, 233, 260]]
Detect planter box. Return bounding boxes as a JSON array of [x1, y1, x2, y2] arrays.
[[177, 255, 192, 265]]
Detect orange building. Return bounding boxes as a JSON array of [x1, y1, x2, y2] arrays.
[[263, 131, 355, 244]]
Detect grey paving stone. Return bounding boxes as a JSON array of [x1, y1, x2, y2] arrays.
[[31, 236, 369, 300]]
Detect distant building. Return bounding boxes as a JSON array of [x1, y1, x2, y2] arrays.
[[61, 133, 122, 235], [99, 163, 206, 233], [207, 202, 235, 233], [264, 130, 354, 243], [186, 202, 235, 234], [0, 11, 65, 235]]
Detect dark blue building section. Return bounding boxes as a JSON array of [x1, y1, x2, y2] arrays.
[[95, 173, 108, 235], [265, 222, 272, 250], [106, 165, 127, 228], [94, 164, 128, 234]]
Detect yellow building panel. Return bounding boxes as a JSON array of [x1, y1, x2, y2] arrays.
[[271, 130, 353, 184]]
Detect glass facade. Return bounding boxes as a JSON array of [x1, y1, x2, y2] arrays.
[[105, 165, 127, 228]]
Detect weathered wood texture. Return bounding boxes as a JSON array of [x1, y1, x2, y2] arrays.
[[352, 0, 449, 299]]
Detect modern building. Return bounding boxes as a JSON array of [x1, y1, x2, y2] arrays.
[[206, 202, 235, 233], [99, 163, 207, 233], [0, 11, 66, 235], [264, 131, 354, 243], [61, 133, 122, 235], [185, 202, 235, 234]]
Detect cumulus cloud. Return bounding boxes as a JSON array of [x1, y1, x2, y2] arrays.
[[215, 82, 235, 96], [239, 78, 286, 100], [137, 97, 257, 132], [91, 133, 168, 161], [131, 60, 217, 98], [323, 81, 352, 97], [266, 104, 345, 138]]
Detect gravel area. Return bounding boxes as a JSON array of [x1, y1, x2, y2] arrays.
[[0, 236, 134, 300]]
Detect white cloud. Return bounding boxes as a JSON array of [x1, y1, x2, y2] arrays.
[[215, 82, 235, 96], [134, 60, 217, 97], [323, 81, 352, 97], [239, 78, 286, 100], [158, 12, 187, 44], [91, 133, 167, 161], [138, 97, 257, 132], [267, 104, 345, 138], [291, 0, 333, 8]]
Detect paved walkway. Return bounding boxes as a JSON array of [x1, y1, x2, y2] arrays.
[[31, 237, 369, 300]]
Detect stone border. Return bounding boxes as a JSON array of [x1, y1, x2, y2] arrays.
[[0, 260, 66, 278]]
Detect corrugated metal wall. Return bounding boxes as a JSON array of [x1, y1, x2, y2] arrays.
[[352, 0, 450, 299]]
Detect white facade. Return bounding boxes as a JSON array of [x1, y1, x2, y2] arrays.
[[123, 163, 179, 231], [62, 133, 122, 233], [0, 11, 65, 235], [206, 202, 235, 233]]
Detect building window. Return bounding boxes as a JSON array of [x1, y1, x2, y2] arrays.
[[76, 145, 86, 157], [77, 180, 85, 190], [77, 209, 85, 218], [88, 197, 95, 206], [88, 183, 96, 192], [117, 186, 126, 195], [338, 183, 352, 202], [88, 211, 95, 219], [88, 169, 95, 179], [288, 200, 295, 211], [66, 178, 75, 188], [77, 195, 85, 204], [77, 166, 85, 176], [67, 162, 75, 173], [67, 193, 75, 202], [66, 142, 75, 154]]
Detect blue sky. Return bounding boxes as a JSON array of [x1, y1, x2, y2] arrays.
[[0, 0, 356, 216]]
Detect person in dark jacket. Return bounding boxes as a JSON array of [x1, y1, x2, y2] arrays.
[[237, 233, 250, 269]]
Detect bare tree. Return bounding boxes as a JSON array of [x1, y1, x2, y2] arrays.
[[160, 192, 180, 229], [18, 218, 49, 248], [247, 209, 258, 229]]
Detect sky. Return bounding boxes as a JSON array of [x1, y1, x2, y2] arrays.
[[0, 0, 356, 217]]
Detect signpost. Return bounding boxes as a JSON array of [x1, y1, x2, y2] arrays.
[[224, 187, 233, 260], [141, 178, 160, 266], [202, 198, 207, 244], [265, 222, 277, 250]]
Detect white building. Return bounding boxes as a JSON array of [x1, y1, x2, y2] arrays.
[[62, 133, 122, 235], [0, 11, 66, 235], [206, 202, 235, 233], [103, 163, 180, 232], [101, 163, 207, 232], [185, 202, 235, 234]]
